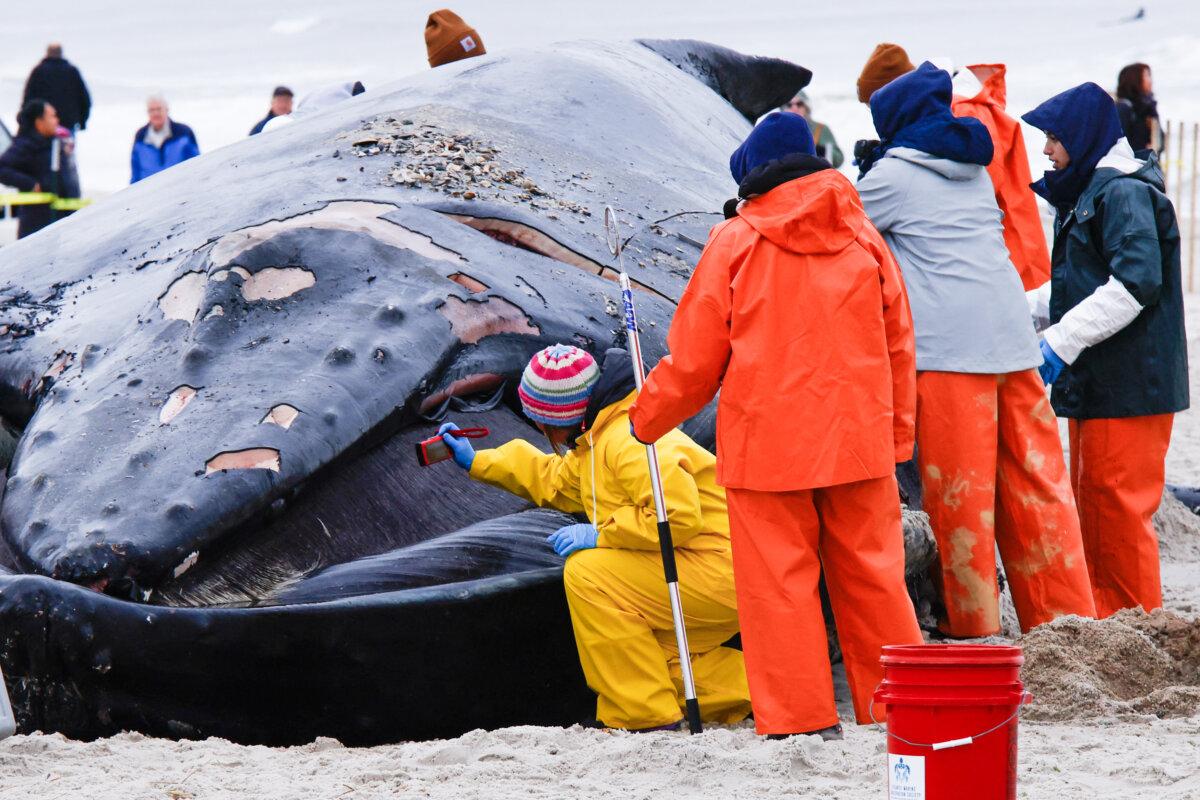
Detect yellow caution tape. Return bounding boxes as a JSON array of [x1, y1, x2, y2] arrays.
[[0, 192, 56, 206], [50, 198, 91, 211], [0, 192, 92, 210]]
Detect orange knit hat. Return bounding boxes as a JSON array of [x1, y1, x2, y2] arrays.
[[856, 43, 915, 103], [426, 9, 486, 68]]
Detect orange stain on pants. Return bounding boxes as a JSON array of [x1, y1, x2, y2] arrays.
[[917, 369, 1095, 637], [725, 475, 922, 734], [1069, 414, 1172, 618]]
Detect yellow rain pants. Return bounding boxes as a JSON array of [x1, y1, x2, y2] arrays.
[[563, 547, 749, 729]]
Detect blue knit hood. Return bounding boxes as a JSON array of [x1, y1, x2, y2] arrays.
[[1022, 82, 1125, 209], [729, 112, 816, 185], [866, 61, 993, 171]]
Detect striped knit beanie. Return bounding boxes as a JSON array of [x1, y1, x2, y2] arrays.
[[518, 345, 600, 428]]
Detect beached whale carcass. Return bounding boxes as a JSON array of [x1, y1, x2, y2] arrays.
[[0, 38, 919, 745]]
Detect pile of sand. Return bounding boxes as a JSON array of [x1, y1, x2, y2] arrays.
[[1021, 608, 1200, 721], [1154, 491, 1200, 563]]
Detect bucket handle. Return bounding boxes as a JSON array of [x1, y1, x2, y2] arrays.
[[869, 688, 1032, 751]]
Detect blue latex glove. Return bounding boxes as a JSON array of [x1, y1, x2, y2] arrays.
[[547, 523, 599, 557], [1038, 339, 1066, 386], [438, 422, 476, 470]]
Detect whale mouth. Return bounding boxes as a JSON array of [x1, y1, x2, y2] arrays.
[[141, 379, 544, 609], [442, 213, 672, 300]]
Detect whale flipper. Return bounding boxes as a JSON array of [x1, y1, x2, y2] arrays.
[[638, 38, 811, 122]]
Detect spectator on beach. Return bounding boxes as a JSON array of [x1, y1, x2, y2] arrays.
[[781, 90, 844, 167], [261, 81, 366, 133], [1115, 63, 1162, 156], [130, 95, 200, 184], [0, 100, 61, 238], [51, 124, 81, 220], [249, 86, 294, 136], [21, 44, 91, 132], [426, 9, 486, 68]]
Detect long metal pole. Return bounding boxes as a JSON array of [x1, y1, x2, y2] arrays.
[[607, 207, 702, 735]]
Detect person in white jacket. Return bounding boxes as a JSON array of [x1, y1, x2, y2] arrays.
[[856, 63, 1096, 638]]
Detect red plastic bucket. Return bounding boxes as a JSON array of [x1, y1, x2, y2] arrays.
[[873, 644, 1029, 800]]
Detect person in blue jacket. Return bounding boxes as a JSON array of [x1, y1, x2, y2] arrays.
[[130, 94, 199, 183], [1023, 83, 1187, 619]]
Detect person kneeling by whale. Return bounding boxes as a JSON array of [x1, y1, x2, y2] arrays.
[[439, 344, 751, 732]]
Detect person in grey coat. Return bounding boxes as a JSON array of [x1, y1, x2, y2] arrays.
[[856, 63, 1096, 639]]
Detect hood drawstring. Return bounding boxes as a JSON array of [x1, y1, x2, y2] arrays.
[[588, 431, 599, 526]]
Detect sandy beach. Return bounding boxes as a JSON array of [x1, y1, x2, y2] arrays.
[[0, 1, 1197, 789]]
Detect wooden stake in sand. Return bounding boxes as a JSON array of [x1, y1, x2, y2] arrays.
[[1175, 120, 1186, 223], [1164, 119, 1171, 193], [1189, 122, 1198, 293]]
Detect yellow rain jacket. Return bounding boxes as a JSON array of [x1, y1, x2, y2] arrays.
[[469, 381, 748, 729], [470, 390, 730, 553]]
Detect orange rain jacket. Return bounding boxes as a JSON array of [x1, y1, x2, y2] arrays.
[[629, 169, 916, 492], [951, 64, 1051, 290]]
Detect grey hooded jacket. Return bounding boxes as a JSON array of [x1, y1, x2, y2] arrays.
[[857, 147, 1041, 374]]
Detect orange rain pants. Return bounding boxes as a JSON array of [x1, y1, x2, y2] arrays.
[[725, 475, 922, 734], [1069, 414, 1173, 618], [917, 370, 1096, 637]]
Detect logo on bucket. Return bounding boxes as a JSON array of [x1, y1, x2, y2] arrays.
[[888, 754, 925, 800]]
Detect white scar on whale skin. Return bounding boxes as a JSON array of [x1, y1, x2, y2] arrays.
[[261, 404, 300, 429], [158, 272, 208, 322], [210, 201, 465, 266], [159, 386, 198, 425], [240, 267, 316, 301], [205, 448, 281, 475], [172, 203, 463, 322], [438, 295, 540, 344], [211, 267, 251, 282]]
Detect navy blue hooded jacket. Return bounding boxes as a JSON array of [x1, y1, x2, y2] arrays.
[[1023, 83, 1124, 209], [1024, 84, 1187, 419], [864, 62, 993, 173], [0, 127, 56, 238]]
